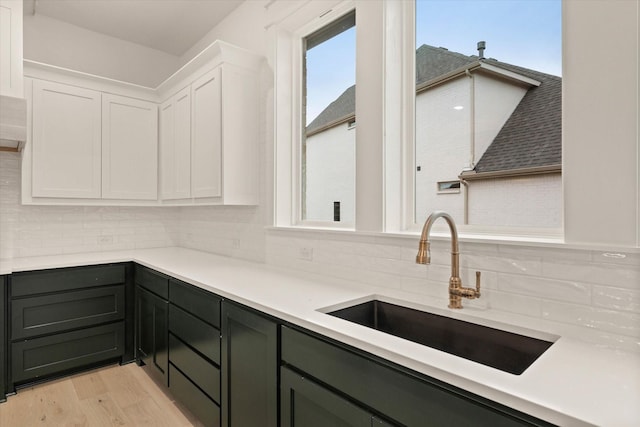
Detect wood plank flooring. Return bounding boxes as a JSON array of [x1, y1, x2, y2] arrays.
[[0, 363, 201, 426]]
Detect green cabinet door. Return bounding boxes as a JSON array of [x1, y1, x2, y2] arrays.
[[0, 275, 6, 402], [281, 367, 373, 427], [221, 302, 277, 427], [136, 286, 168, 386]]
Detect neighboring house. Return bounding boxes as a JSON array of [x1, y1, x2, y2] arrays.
[[305, 44, 562, 227]]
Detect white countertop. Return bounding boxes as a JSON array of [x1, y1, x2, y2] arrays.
[[3, 247, 639, 426]]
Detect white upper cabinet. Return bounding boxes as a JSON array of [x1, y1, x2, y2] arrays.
[[191, 67, 222, 199], [159, 42, 262, 205], [102, 94, 158, 200], [0, 0, 23, 98], [32, 80, 101, 198], [160, 87, 192, 200], [23, 40, 262, 206]]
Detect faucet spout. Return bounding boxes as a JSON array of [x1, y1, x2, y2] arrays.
[[415, 211, 480, 309]]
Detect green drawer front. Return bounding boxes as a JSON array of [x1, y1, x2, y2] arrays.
[[169, 334, 220, 403], [281, 326, 553, 427], [135, 266, 169, 299], [169, 304, 220, 364], [169, 364, 220, 427], [11, 264, 125, 297], [12, 322, 125, 384], [12, 285, 125, 339], [169, 279, 221, 328]]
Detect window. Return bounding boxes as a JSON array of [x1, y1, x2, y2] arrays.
[[302, 11, 356, 225], [413, 0, 562, 230], [274, 1, 638, 247], [437, 180, 461, 194]]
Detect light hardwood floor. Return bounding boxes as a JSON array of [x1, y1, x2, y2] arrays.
[[0, 363, 200, 426]]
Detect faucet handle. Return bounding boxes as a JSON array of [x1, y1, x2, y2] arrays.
[[475, 271, 481, 297]]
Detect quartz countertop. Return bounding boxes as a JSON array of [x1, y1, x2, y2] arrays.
[[3, 247, 639, 426]]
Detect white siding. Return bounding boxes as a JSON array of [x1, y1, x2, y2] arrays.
[[305, 122, 355, 223], [468, 174, 562, 228]]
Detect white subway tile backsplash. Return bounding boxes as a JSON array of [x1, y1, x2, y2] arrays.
[[542, 300, 640, 339], [542, 260, 640, 289], [498, 273, 592, 305], [593, 286, 640, 313]]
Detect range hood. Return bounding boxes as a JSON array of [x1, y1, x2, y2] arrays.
[[0, 95, 27, 152]]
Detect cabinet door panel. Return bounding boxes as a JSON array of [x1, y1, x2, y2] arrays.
[[160, 87, 191, 200], [11, 322, 124, 384], [135, 266, 169, 299], [11, 285, 125, 339], [169, 334, 220, 403], [136, 286, 168, 386], [0, 0, 23, 98], [169, 364, 220, 427], [169, 279, 220, 328], [0, 275, 6, 401], [32, 80, 101, 198], [169, 304, 220, 364], [102, 94, 158, 200], [222, 302, 277, 427], [191, 67, 222, 198], [11, 263, 125, 297], [281, 367, 371, 427]]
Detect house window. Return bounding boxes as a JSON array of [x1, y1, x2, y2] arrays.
[[437, 180, 461, 194], [302, 11, 356, 224], [413, 0, 562, 230]]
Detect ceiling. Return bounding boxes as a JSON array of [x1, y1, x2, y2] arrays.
[[23, 0, 245, 57]]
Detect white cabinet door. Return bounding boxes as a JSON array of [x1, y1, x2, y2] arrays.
[[191, 67, 222, 199], [102, 94, 158, 200], [160, 87, 191, 200], [32, 80, 101, 198], [0, 0, 23, 97]]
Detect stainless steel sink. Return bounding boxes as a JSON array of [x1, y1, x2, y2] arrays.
[[327, 299, 554, 375]]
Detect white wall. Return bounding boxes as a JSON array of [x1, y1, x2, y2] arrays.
[[0, 152, 179, 259], [563, 0, 639, 246], [415, 77, 470, 222], [468, 174, 562, 228], [23, 13, 179, 88], [305, 122, 356, 223], [473, 73, 529, 161]]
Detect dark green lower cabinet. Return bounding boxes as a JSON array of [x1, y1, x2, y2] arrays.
[[281, 326, 555, 427], [7, 264, 131, 390], [221, 302, 278, 427], [169, 364, 221, 427], [281, 367, 392, 427], [136, 286, 168, 386], [1, 275, 6, 402], [12, 323, 125, 384]]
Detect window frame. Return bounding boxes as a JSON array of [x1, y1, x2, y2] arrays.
[[272, 0, 640, 249], [272, 0, 356, 230]]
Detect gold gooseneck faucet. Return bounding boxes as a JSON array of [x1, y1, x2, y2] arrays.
[[416, 211, 481, 309]]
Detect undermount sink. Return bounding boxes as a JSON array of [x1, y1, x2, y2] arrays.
[[327, 299, 554, 375]]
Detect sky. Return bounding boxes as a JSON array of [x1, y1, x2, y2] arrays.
[[305, 0, 562, 125]]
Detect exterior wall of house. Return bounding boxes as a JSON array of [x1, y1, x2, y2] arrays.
[[305, 121, 356, 223], [473, 73, 529, 162], [304, 72, 550, 228], [468, 173, 562, 228], [415, 76, 469, 222], [414, 74, 528, 223]]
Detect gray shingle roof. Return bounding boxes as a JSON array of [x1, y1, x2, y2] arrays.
[[306, 44, 561, 174], [306, 85, 355, 135], [472, 60, 561, 173]]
